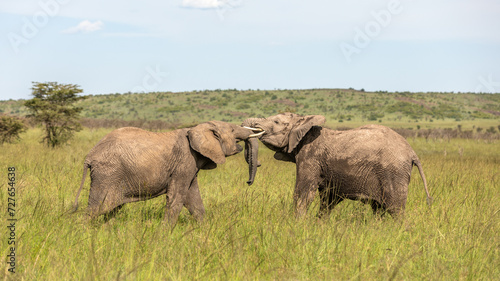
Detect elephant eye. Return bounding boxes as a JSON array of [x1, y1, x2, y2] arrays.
[[211, 130, 221, 140], [274, 120, 279, 124]]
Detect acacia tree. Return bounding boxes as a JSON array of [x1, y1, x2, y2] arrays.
[[24, 82, 87, 147]]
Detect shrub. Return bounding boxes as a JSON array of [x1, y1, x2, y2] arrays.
[[367, 112, 384, 121], [0, 114, 27, 144]]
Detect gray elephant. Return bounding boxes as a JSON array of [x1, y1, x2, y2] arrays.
[[243, 113, 432, 218], [73, 121, 261, 225]]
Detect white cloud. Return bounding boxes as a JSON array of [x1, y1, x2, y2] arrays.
[[182, 0, 223, 9], [62, 20, 103, 34]]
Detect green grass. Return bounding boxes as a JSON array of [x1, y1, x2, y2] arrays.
[[1, 128, 499, 280]]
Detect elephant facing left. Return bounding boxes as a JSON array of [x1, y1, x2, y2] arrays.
[[73, 121, 261, 226]]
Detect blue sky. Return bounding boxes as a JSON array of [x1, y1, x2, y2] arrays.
[[1, 0, 500, 100]]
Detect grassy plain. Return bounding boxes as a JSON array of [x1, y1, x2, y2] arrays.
[[1, 127, 499, 280]]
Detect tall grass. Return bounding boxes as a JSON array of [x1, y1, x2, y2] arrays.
[[1, 128, 498, 280]]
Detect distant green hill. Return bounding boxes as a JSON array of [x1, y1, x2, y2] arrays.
[[1, 89, 499, 129]]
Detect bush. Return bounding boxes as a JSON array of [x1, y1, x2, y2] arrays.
[[0, 114, 27, 144], [367, 112, 384, 121], [386, 102, 432, 119]]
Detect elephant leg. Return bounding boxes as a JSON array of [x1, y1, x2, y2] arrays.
[[88, 200, 124, 220], [164, 196, 183, 227], [381, 181, 407, 220], [87, 184, 124, 219], [318, 184, 340, 218], [371, 197, 405, 219], [294, 163, 323, 218], [386, 200, 406, 220], [184, 178, 205, 222], [318, 180, 350, 218], [293, 179, 319, 218], [164, 199, 183, 227], [102, 204, 124, 222], [318, 186, 330, 218], [370, 200, 385, 217], [164, 180, 186, 227]]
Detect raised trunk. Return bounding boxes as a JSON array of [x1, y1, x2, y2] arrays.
[[244, 138, 259, 185]]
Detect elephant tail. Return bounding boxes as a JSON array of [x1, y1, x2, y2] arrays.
[[413, 158, 433, 206], [71, 162, 90, 213]]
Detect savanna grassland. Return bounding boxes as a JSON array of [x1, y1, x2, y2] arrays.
[[1, 124, 499, 280], [1, 89, 499, 280]]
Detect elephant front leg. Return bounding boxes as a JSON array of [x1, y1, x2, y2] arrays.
[[164, 197, 183, 227], [164, 182, 184, 227], [293, 177, 319, 218], [293, 163, 322, 218], [184, 177, 205, 222]]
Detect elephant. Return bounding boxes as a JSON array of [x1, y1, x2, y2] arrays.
[[73, 121, 262, 225], [242, 113, 432, 219]]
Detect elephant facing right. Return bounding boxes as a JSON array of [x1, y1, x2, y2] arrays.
[[243, 113, 432, 219]]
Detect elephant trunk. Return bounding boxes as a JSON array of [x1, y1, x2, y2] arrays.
[[242, 118, 265, 185], [244, 138, 259, 185], [242, 118, 264, 129]]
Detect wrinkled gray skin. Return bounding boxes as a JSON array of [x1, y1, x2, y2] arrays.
[[244, 138, 260, 185], [73, 121, 257, 226], [243, 113, 432, 219]]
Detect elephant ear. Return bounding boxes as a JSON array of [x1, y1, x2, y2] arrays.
[[188, 124, 226, 165], [288, 115, 325, 153]]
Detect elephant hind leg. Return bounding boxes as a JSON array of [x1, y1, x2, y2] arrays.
[[383, 189, 407, 220], [87, 201, 124, 220], [370, 198, 405, 220], [101, 205, 124, 222], [87, 187, 125, 219], [386, 204, 405, 220]]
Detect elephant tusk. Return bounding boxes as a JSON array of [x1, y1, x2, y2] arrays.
[[249, 131, 265, 138], [243, 126, 263, 132]]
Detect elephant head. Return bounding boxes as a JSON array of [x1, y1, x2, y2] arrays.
[[243, 113, 326, 157], [188, 121, 259, 166]]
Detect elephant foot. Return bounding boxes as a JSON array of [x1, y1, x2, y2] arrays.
[[164, 203, 183, 229]]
